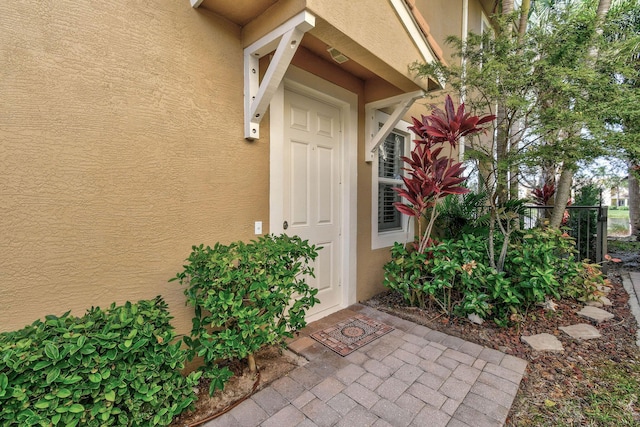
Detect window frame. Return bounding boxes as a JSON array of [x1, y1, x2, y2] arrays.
[[371, 111, 415, 250]]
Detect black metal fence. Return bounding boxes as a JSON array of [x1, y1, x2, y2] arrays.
[[521, 205, 608, 263]]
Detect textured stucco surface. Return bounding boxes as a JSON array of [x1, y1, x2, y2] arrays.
[[0, 0, 464, 334], [0, 1, 268, 334]]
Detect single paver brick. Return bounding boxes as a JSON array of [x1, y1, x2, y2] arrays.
[[425, 330, 450, 344], [483, 362, 523, 385], [271, 376, 305, 401], [292, 390, 316, 409], [381, 354, 405, 371], [301, 398, 341, 427], [408, 324, 432, 338], [357, 372, 384, 391], [364, 359, 393, 378], [500, 354, 528, 375], [395, 393, 426, 414], [477, 371, 520, 396], [411, 404, 451, 427], [336, 405, 380, 427], [261, 405, 307, 427], [201, 412, 240, 427], [463, 392, 510, 423], [327, 392, 358, 416], [393, 348, 422, 365], [372, 419, 394, 427], [439, 376, 472, 401], [452, 364, 482, 385], [252, 387, 288, 416], [443, 348, 476, 366], [288, 366, 324, 390], [230, 398, 268, 426], [344, 382, 381, 409], [393, 364, 424, 384], [418, 360, 452, 379], [311, 377, 345, 402], [477, 347, 505, 365], [401, 341, 423, 355], [418, 345, 444, 361], [376, 376, 410, 401], [452, 403, 502, 427], [435, 355, 460, 371], [345, 350, 370, 365], [417, 371, 446, 390], [335, 363, 366, 385], [402, 333, 429, 347], [407, 382, 447, 408], [458, 341, 484, 358], [367, 336, 405, 360], [441, 335, 466, 350], [371, 398, 415, 427], [470, 382, 515, 408], [441, 398, 461, 416]]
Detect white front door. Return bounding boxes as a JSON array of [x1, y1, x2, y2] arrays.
[[283, 89, 342, 316]]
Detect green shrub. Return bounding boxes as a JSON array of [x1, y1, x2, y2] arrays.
[[0, 297, 199, 426], [384, 227, 604, 326], [171, 234, 319, 395]]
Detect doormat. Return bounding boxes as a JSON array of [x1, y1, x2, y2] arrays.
[[310, 314, 394, 356]]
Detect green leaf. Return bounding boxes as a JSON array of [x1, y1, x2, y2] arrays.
[[34, 399, 50, 409], [0, 373, 7, 392], [88, 372, 102, 383], [45, 343, 60, 360], [46, 367, 61, 384], [56, 388, 72, 398], [68, 403, 84, 413], [105, 390, 116, 402]]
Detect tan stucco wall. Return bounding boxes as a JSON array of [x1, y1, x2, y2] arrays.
[[0, 1, 270, 334]]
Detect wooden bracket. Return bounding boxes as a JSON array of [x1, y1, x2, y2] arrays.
[[244, 11, 315, 140], [364, 90, 425, 162]]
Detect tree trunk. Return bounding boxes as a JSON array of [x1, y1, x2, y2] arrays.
[[629, 163, 640, 237], [518, 0, 531, 40], [550, 165, 574, 228], [502, 0, 514, 15], [596, 0, 612, 20]]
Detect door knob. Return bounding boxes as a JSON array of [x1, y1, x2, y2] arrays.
[[283, 221, 289, 230]]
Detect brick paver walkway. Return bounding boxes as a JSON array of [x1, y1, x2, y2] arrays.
[[203, 304, 527, 427]]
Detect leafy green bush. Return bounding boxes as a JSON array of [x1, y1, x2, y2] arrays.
[[171, 234, 319, 395], [0, 297, 199, 426], [384, 227, 606, 325]]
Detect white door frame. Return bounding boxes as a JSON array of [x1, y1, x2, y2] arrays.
[[269, 66, 357, 321]]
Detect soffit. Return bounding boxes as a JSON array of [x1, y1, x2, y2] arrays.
[[196, 0, 440, 92], [196, 0, 279, 26]]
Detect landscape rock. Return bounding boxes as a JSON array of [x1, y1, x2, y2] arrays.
[[577, 306, 615, 323], [521, 333, 564, 352], [559, 324, 601, 340]]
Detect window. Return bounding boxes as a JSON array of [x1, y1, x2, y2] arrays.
[[371, 112, 414, 249]]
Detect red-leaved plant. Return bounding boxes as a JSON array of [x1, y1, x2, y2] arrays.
[[393, 95, 494, 253]]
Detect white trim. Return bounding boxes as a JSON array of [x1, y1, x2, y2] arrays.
[[371, 112, 415, 250], [365, 90, 424, 162], [389, 0, 436, 65], [244, 11, 316, 140], [190, 0, 204, 8], [270, 66, 358, 321]]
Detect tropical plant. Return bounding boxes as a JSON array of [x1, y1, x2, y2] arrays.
[[393, 95, 494, 253], [171, 234, 319, 395], [0, 297, 198, 426]]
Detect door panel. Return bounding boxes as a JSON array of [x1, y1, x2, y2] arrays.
[[284, 89, 342, 314]]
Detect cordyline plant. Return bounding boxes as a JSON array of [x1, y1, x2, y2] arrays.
[[394, 95, 494, 253]]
